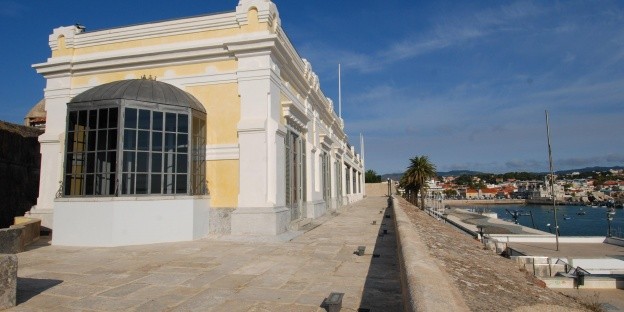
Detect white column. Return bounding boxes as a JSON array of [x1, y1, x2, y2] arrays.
[[231, 52, 289, 236], [29, 74, 73, 229]]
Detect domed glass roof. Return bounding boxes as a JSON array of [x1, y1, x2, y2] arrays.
[[70, 79, 205, 113]]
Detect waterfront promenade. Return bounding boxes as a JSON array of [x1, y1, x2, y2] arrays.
[[11, 196, 402, 311]]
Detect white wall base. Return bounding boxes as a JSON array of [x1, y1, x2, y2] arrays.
[[306, 200, 326, 219], [52, 196, 210, 247], [25, 206, 54, 230], [231, 206, 290, 235]]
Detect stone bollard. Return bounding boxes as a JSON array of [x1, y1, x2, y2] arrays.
[[0, 228, 23, 254], [0, 254, 17, 309]]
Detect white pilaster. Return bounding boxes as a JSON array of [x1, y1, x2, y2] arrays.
[[231, 51, 289, 235], [29, 74, 73, 228]]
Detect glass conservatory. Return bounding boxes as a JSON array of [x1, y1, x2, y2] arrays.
[[63, 78, 207, 197]]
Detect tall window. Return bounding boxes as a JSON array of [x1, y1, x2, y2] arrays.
[[321, 151, 331, 202], [334, 159, 343, 206], [121, 108, 190, 195], [65, 107, 118, 196], [345, 163, 351, 194], [191, 116, 207, 195], [285, 130, 306, 220]]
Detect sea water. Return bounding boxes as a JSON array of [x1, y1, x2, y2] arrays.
[[462, 204, 624, 237]]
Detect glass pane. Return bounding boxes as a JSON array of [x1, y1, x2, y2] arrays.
[[98, 108, 108, 129], [68, 111, 78, 130], [178, 114, 188, 132], [74, 131, 86, 152], [78, 110, 88, 127], [125, 108, 137, 128], [177, 134, 188, 153], [165, 133, 176, 152], [151, 153, 162, 173], [136, 174, 148, 194], [108, 152, 117, 172], [165, 113, 176, 132], [109, 108, 119, 128], [152, 132, 162, 151], [87, 131, 97, 151], [97, 130, 107, 150], [85, 174, 94, 195], [164, 153, 175, 174], [72, 153, 85, 174], [164, 173, 175, 194], [177, 154, 188, 173], [176, 174, 187, 194], [123, 129, 136, 150], [88, 110, 98, 129], [86, 152, 95, 173], [65, 154, 73, 174], [64, 175, 73, 196], [136, 152, 149, 172], [152, 111, 163, 131], [107, 130, 117, 150], [122, 173, 134, 195], [109, 173, 116, 195], [151, 174, 162, 194], [137, 131, 149, 151], [123, 151, 135, 172], [94, 174, 104, 195], [138, 109, 150, 130], [96, 152, 107, 173], [66, 132, 74, 153]]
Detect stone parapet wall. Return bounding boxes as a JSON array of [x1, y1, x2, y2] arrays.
[[391, 196, 470, 311], [11, 217, 41, 250]]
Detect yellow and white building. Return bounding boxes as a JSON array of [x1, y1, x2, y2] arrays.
[[29, 0, 365, 246]]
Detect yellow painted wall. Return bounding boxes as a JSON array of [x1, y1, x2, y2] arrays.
[[186, 83, 240, 145], [52, 36, 72, 57], [187, 83, 241, 207], [207, 160, 239, 207], [70, 60, 237, 87]]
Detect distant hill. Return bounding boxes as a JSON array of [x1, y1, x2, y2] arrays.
[[555, 166, 624, 175], [380, 173, 402, 181], [380, 166, 623, 180], [437, 170, 484, 177]]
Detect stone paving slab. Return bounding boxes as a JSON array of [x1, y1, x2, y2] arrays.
[[11, 196, 403, 311]]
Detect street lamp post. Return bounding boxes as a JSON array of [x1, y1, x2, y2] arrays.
[[387, 178, 391, 197]]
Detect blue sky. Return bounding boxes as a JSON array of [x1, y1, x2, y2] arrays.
[[1, 0, 623, 175]]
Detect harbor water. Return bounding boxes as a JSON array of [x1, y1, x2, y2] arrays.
[[463, 204, 624, 237]]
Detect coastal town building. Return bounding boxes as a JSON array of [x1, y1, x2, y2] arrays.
[[28, 0, 365, 246]]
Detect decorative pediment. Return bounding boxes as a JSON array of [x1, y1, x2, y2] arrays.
[[319, 133, 334, 150], [282, 100, 309, 132]]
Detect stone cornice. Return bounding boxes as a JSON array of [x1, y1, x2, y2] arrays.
[[34, 34, 277, 78], [281, 100, 309, 131]]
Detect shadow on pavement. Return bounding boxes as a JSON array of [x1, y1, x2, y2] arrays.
[[17, 277, 62, 303], [357, 196, 404, 311]]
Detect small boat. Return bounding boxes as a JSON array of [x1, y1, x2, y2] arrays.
[[577, 208, 586, 216], [563, 214, 571, 220]]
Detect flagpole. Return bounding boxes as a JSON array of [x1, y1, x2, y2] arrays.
[[338, 64, 342, 119]]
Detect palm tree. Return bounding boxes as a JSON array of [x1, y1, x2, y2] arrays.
[[401, 155, 436, 210]]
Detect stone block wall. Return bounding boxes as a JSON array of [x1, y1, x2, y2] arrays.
[[0, 254, 17, 309], [0, 121, 43, 229]]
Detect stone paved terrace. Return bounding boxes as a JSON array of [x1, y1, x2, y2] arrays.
[[11, 196, 403, 311]]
